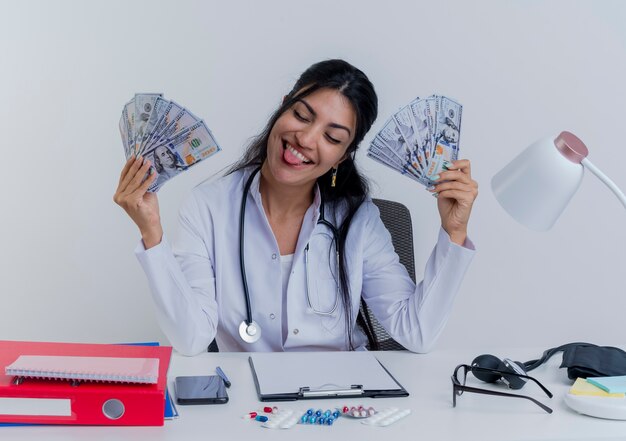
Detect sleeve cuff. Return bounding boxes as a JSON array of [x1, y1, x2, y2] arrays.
[[438, 227, 476, 253], [134, 235, 170, 259]]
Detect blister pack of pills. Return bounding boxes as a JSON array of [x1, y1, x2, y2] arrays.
[[262, 409, 300, 429], [340, 405, 377, 418], [299, 408, 341, 426], [360, 407, 411, 427]]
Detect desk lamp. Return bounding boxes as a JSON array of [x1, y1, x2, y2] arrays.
[[491, 131, 626, 420], [491, 131, 626, 231]]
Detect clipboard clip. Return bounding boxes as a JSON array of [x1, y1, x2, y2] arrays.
[[298, 384, 364, 398]]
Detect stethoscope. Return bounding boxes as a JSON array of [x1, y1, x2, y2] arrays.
[[238, 167, 340, 343]]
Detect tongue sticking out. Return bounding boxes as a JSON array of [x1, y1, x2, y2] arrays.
[[284, 147, 305, 165]]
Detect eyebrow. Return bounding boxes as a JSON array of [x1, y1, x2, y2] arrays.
[[297, 98, 352, 137]]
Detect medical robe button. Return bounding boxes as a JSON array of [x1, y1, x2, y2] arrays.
[[293, 328, 299, 335], [269, 313, 276, 320], [272, 253, 277, 259]]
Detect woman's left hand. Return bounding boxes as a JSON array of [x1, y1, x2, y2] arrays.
[[428, 159, 478, 246]]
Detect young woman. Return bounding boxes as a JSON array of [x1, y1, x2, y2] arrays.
[[114, 59, 478, 355]]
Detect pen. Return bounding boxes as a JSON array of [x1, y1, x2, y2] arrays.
[[216, 366, 231, 388]]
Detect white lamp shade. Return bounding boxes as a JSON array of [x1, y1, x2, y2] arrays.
[[491, 132, 587, 231]]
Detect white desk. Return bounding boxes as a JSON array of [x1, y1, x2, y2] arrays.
[[3, 347, 625, 440]]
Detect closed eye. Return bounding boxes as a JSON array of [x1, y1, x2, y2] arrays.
[[326, 134, 341, 144], [293, 106, 343, 144], [293, 109, 310, 122]]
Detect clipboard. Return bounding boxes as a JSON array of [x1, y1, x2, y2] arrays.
[[249, 352, 409, 401]]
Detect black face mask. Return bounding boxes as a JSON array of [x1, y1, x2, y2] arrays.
[[524, 343, 626, 380]]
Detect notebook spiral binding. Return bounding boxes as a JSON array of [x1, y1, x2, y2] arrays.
[[6, 355, 159, 385]]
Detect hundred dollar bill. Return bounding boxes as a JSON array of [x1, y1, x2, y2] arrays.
[[368, 139, 423, 182], [409, 98, 434, 169], [147, 121, 221, 192], [119, 112, 129, 158], [144, 119, 204, 156], [373, 135, 416, 178], [138, 97, 170, 154], [367, 151, 424, 184], [425, 96, 462, 181], [121, 99, 136, 158], [119, 94, 223, 192], [133, 93, 163, 155], [368, 94, 463, 189], [369, 139, 408, 173], [147, 106, 200, 151], [142, 100, 182, 153], [374, 118, 429, 185], [171, 123, 221, 166], [434, 96, 462, 150], [423, 96, 438, 159], [392, 101, 428, 174]]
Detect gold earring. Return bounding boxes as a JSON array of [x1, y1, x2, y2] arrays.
[[331, 167, 338, 188]]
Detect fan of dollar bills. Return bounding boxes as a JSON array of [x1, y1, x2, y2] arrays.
[[367, 95, 462, 187], [118, 93, 221, 192]]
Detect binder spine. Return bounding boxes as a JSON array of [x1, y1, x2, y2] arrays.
[[0, 388, 165, 426]]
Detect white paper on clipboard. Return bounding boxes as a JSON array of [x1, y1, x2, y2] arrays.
[[249, 352, 406, 398]]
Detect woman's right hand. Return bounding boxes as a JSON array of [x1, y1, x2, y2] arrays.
[[113, 155, 163, 249]]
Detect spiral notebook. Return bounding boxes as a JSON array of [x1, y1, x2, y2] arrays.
[[5, 355, 159, 384]]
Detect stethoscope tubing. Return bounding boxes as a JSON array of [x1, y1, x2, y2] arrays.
[[239, 167, 260, 326], [238, 166, 341, 343]]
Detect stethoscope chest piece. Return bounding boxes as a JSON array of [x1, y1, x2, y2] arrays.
[[239, 320, 262, 343]]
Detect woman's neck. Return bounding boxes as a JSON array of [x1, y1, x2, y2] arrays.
[[258, 163, 315, 220]]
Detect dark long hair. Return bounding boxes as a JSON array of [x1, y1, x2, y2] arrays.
[[228, 59, 379, 350]]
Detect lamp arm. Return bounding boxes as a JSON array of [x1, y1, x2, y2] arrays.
[[581, 158, 626, 210]]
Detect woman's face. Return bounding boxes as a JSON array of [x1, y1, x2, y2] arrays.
[[265, 88, 356, 188], [156, 146, 176, 168]]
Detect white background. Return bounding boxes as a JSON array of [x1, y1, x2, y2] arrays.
[[1, 0, 624, 353]]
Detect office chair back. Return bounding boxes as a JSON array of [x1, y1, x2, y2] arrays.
[[208, 339, 219, 352], [360, 199, 416, 351]]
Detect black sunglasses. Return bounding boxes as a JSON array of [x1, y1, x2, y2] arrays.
[[451, 364, 554, 414]]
